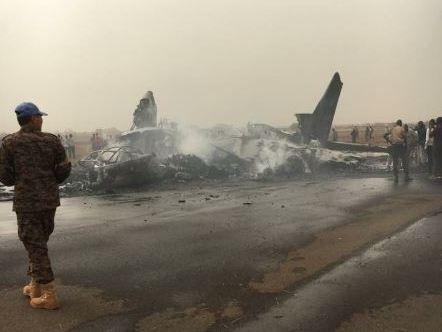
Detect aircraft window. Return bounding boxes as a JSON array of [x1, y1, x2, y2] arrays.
[[117, 152, 132, 162], [86, 151, 99, 160], [99, 151, 115, 162], [108, 152, 120, 163]]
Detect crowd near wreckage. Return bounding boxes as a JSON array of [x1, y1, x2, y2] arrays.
[[63, 73, 390, 191]]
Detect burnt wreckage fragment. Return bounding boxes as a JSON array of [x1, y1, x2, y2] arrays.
[[296, 72, 343, 144], [131, 91, 158, 130], [78, 91, 170, 188]]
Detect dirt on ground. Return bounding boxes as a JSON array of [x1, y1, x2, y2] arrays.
[[249, 193, 442, 293], [337, 294, 442, 332]]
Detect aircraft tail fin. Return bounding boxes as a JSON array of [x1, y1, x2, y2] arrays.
[[311, 72, 343, 143], [296, 72, 343, 144]]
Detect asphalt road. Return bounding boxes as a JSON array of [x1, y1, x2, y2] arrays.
[[238, 212, 442, 331], [0, 176, 441, 331]]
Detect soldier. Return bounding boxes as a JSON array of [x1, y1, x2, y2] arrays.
[[0, 102, 71, 310]]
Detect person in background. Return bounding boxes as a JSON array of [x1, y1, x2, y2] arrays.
[[384, 125, 392, 170], [63, 135, 69, 153], [365, 125, 370, 143], [95, 133, 104, 150], [368, 124, 374, 147], [389, 120, 410, 183], [430, 117, 442, 178], [67, 134, 75, 160], [331, 128, 338, 142], [90, 133, 97, 151], [404, 124, 418, 167], [350, 126, 359, 143], [425, 119, 436, 175], [58, 134, 65, 150], [415, 121, 426, 167]]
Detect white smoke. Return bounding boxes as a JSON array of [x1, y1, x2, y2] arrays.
[[175, 125, 214, 162], [251, 139, 304, 174], [173, 124, 388, 176]]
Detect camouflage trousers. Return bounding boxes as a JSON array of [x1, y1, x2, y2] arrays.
[[16, 209, 56, 284]]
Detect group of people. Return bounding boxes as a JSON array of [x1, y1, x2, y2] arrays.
[[384, 118, 442, 182], [57, 134, 76, 159], [336, 120, 442, 182], [348, 125, 374, 144]]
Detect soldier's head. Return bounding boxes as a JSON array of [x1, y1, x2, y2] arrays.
[[396, 119, 402, 126], [15, 102, 47, 130]]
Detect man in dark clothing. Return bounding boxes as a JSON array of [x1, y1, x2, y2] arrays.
[[365, 126, 370, 143], [415, 121, 426, 166], [350, 127, 359, 143], [0, 102, 71, 310], [426, 119, 436, 174], [431, 117, 442, 178], [331, 128, 338, 141]]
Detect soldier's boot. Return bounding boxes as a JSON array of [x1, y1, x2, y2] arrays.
[[30, 282, 59, 310], [23, 278, 41, 299]]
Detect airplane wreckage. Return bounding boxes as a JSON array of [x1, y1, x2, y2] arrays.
[[69, 73, 388, 191]]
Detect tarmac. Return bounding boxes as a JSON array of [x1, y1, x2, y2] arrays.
[[0, 175, 441, 331]]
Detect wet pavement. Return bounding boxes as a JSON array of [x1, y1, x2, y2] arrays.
[[0, 176, 441, 331], [237, 213, 442, 331]]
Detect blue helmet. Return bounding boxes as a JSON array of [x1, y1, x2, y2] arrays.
[[15, 102, 47, 119]]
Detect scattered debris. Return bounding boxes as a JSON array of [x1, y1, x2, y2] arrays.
[[77, 146, 160, 189]]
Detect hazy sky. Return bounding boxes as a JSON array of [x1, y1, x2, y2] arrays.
[[1, 0, 441, 132]]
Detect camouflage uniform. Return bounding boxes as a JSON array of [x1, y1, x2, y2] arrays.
[[0, 125, 71, 284]]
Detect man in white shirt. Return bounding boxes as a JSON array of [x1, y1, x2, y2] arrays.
[[388, 120, 410, 183], [426, 119, 436, 175]]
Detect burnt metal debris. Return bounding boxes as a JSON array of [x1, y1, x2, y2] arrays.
[[56, 76, 389, 193], [131, 91, 157, 130], [78, 146, 158, 188]]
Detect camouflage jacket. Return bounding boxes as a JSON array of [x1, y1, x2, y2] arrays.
[[0, 125, 71, 212]]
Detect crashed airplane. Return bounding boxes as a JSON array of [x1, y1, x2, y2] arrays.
[[75, 73, 388, 190]]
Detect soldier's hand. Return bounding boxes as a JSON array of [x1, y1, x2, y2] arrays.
[[57, 160, 71, 168], [55, 161, 72, 183]]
